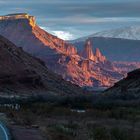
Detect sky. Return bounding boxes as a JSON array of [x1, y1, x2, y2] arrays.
[[0, 0, 140, 40]]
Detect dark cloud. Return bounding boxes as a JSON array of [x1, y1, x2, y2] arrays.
[[0, 0, 140, 39]]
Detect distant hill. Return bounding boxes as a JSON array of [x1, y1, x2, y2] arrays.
[[92, 26, 140, 41], [72, 26, 140, 42], [72, 37, 140, 62]]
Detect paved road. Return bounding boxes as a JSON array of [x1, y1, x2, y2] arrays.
[[0, 123, 9, 140]]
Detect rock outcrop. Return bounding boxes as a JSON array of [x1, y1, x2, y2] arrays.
[[105, 69, 140, 95], [81, 40, 106, 63], [0, 13, 124, 88], [95, 48, 106, 63], [81, 40, 96, 61], [0, 13, 36, 27]]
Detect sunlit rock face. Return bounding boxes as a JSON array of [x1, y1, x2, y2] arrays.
[[80, 60, 90, 72], [0, 13, 124, 88], [0, 13, 77, 56], [81, 40, 107, 63], [0, 13, 36, 27], [82, 40, 96, 61], [95, 48, 106, 63]]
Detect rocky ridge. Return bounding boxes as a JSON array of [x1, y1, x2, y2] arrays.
[[105, 69, 140, 96], [0, 35, 83, 95]]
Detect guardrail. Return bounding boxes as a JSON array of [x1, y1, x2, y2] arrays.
[[0, 122, 11, 140]]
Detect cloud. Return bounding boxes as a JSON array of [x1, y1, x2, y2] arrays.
[[44, 15, 140, 25], [40, 26, 74, 40], [1, 0, 140, 39], [52, 31, 74, 40]]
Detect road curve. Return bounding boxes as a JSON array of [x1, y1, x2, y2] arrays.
[[0, 123, 9, 140]]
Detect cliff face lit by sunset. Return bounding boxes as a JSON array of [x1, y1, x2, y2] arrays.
[[0, 13, 125, 88]]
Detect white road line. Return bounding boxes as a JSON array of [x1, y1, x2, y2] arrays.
[[0, 124, 9, 140]]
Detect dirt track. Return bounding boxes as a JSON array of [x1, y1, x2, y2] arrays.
[[10, 125, 45, 140]]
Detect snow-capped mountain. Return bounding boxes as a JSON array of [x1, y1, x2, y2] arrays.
[[71, 25, 140, 62], [71, 26, 140, 43], [92, 26, 140, 40]]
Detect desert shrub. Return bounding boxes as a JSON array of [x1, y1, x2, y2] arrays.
[[108, 108, 126, 119], [110, 127, 132, 140], [48, 123, 77, 137], [90, 126, 110, 140]]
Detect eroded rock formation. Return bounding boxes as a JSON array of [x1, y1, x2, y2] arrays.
[[95, 48, 106, 63], [82, 40, 96, 61], [81, 40, 106, 63], [0, 13, 124, 88]]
